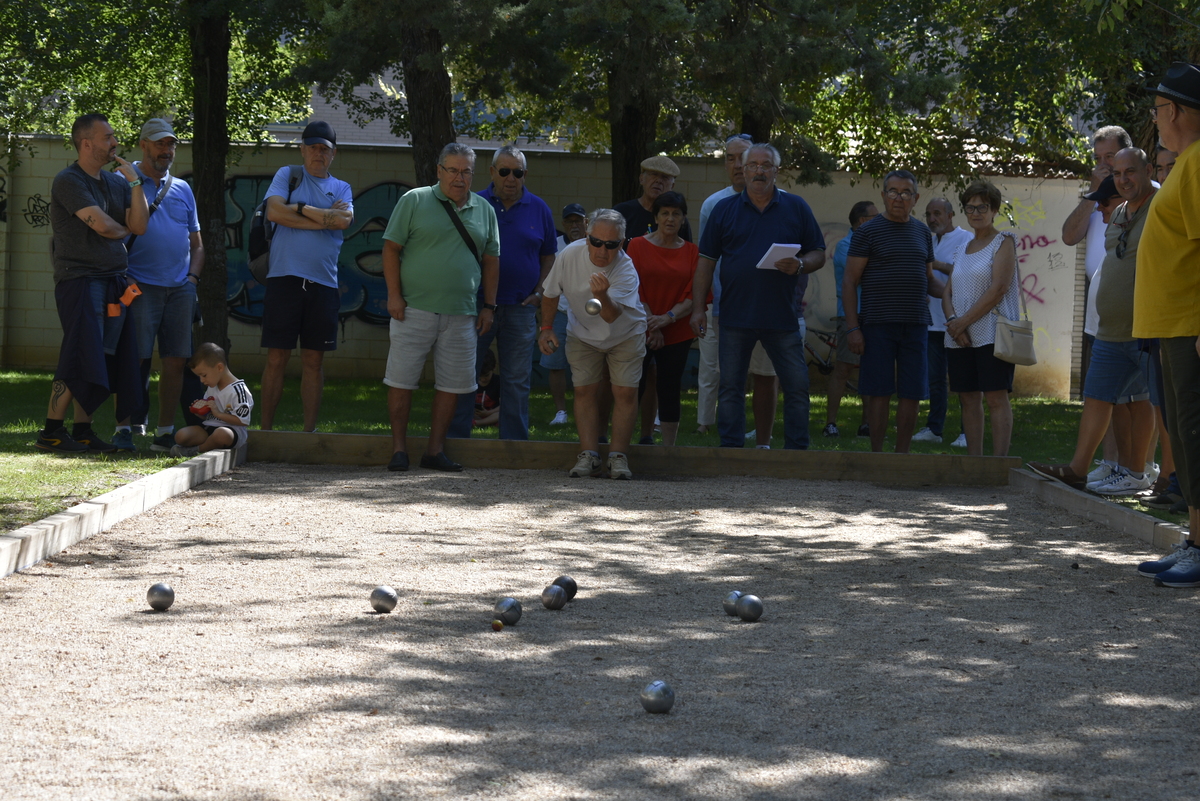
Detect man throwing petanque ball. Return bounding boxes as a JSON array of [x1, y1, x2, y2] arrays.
[[538, 209, 647, 479]]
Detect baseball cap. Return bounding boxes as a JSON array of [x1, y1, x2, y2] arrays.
[[302, 121, 337, 148], [139, 118, 176, 142], [562, 203, 586, 219], [1083, 175, 1119, 203]]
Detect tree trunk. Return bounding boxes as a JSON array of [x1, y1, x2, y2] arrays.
[[740, 105, 773, 145], [607, 54, 661, 207], [400, 25, 455, 187], [189, 3, 231, 352]]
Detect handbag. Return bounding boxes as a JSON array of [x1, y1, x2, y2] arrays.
[[992, 262, 1037, 366]]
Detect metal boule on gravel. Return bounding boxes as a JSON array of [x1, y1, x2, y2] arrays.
[[585, 298, 602, 315], [735, 594, 763, 622], [494, 597, 522, 625], [639, 680, 675, 713], [552, 575, 578, 601], [146, 583, 175, 611], [722, 590, 743, 616], [541, 584, 567, 610], [370, 585, 399, 613]]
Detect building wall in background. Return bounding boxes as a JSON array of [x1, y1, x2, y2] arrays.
[[0, 137, 1083, 397]]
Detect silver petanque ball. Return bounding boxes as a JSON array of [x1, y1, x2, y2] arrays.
[[370, 585, 399, 613], [722, 590, 744, 616], [585, 297, 602, 315], [640, 680, 676, 713], [541, 584, 567, 610], [552, 575, 578, 601], [736, 594, 764, 622], [147, 583, 175, 612], [494, 597, 522, 625]]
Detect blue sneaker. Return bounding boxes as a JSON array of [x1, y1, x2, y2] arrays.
[[111, 429, 136, 452], [1153, 547, 1200, 588], [1138, 542, 1195, 577], [150, 433, 175, 453]]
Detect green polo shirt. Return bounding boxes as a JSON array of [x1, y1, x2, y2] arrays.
[[382, 185, 501, 316]]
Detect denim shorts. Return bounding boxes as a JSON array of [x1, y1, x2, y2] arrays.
[[858, 322, 928, 399], [539, 310, 570, 371], [135, 282, 197, 359], [1083, 339, 1150, 404], [384, 307, 478, 394]]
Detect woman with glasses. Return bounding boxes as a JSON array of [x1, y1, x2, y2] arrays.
[[942, 180, 1020, 456], [626, 192, 698, 447]]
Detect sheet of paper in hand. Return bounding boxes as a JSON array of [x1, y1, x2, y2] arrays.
[[755, 243, 803, 270]]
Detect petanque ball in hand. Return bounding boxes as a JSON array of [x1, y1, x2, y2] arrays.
[[552, 575, 578, 601], [147, 583, 175, 611], [640, 680, 675, 713], [735, 594, 764, 622], [541, 584, 567, 610], [370, 585, 399, 613], [722, 590, 743, 616], [494, 597, 522, 625], [585, 298, 602, 316]]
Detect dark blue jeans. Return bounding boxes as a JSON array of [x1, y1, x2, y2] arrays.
[[926, 330, 948, 435], [718, 325, 810, 449], [449, 303, 537, 440]]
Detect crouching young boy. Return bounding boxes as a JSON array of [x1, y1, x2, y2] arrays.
[[170, 342, 254, 458]]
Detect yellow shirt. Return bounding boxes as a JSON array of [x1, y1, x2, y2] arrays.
[[1133, 139, 1200, 338]]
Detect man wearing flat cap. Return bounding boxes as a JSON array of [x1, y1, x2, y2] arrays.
[[613, 155, 693, 242], [1131, 61, 1200, 587], [258, 120, 354, 433], [125, 118, 205, 453]]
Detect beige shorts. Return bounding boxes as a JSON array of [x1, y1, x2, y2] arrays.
[[749, 342, 775, 377], [835, 316, 861, 367], [566, 333, 646, 388]]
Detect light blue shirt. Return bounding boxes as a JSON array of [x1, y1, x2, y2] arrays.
[[833, 231, 854, 318], [265, 166, 354, 288], [125, 166, 200, 287]]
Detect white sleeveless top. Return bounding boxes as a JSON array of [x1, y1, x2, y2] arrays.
[[945, 230, 1021, 349]]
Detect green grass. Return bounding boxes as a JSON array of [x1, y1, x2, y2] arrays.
[[1, 368, 1181, 533]]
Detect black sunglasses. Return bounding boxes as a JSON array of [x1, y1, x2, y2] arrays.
[[726, 133, 753, 143], [588, 235, 622, 250], [497, 167, 526, 178]]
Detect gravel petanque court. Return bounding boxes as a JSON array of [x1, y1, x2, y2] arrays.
[[3, 463, 1200, 800]]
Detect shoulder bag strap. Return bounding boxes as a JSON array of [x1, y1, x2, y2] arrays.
[[439, 198, 482, 265], [126, 173, 175, 254], [992, 231, 1030, 321]]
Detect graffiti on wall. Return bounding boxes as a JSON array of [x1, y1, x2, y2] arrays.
[[203, 174, 413, 326], [23, 194, 50, 228], [0, 174, 6, 223]]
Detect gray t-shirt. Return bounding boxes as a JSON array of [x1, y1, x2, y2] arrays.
[[51, 163, 132, 284], [1095, 199, 1151, 342]]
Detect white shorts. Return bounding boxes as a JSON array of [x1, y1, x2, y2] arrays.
[[749, 317, 805, 377], [383, 307, 478, 394]]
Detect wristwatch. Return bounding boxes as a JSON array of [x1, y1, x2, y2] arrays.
[[128, 178, 143, 188], [296, 202, 306, 216], [482, 302, 497, 311], [666, 310, 675, 320]]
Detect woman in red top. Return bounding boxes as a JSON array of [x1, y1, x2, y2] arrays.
[[627, 191, 699, 446]]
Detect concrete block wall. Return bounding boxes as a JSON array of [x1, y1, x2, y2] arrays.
[[1, 136, 1085, 396]]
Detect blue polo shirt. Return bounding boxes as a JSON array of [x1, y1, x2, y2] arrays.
[[125, 166, 200, 287], [478, 185, 558, 305], [698, 188, 826, 330], [264, 166, 354, 289]]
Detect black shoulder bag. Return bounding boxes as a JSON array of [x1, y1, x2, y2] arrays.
[[438, 199, 482, 265]]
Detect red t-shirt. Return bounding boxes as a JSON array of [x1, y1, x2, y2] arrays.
[[627, 236, 698, 346]]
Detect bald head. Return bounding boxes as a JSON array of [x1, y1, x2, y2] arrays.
[[924, 197, 955, 236]]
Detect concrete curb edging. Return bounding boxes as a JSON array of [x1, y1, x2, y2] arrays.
[[0, 446, 245, 579], [1010, 467, 1187, 551]]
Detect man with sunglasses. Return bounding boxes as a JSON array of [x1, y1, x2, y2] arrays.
[[449, 145, 557, 441], [538, 210, 647, 479], [1030, 147, 1157, 497]]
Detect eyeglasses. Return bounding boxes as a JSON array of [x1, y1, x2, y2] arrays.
[[1150, 102, 1172, 120], [497, 167, 526, 178], [1116, 225, 1131, 259], [885, 189, 915, 200], [438, 165, 473, 179], [587, 235, 622, 250], [726, 133, 753, 143], [744, 162, 776, 173], [964, 204, 992, 215]]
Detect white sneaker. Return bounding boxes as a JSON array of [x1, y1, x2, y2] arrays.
[[755, 444, 770, 450], [1092, 468, 1152, 496], [569, 451, 602, 478], [607, 452, 633, 480], [550, 410, 569, 426], [1145, 462, 1161, 485], [912, 427, 943, 443], [744, 429, 756, 440], [1087, 460, 1118, 485], [170, 444, 200, 458], [951, 433, 967, 448]]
